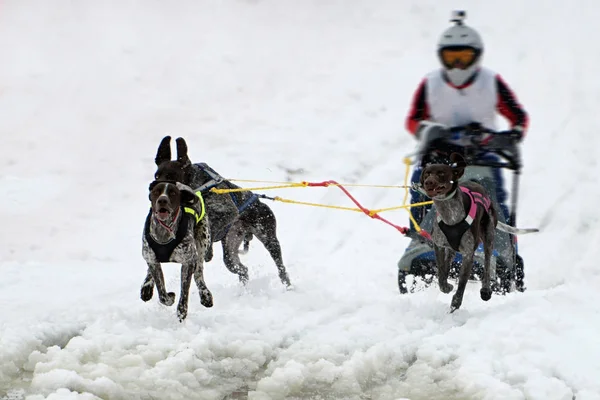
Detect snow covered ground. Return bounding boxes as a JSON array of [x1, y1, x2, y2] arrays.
[[2, 1, 600, 399]]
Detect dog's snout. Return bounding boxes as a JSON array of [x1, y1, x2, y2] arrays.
[[423, 176, 437, 189], [157, 195, 170, 207]]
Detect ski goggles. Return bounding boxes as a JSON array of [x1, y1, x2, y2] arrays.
[[439, 47, 478, 69]]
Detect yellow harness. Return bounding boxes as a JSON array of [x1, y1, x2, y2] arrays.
[[184, 190, 206, 224]]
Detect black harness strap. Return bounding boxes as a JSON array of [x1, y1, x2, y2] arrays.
[[144, 209, 192, 263], [438, 220, 471, 252], [437, 191, 472, 252], [194, 162, 260, 212]]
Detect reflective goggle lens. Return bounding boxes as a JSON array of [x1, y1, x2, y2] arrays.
[[440, 49, 476, 68]]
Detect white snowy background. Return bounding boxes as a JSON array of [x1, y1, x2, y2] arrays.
[[1, 1, 599, 399]]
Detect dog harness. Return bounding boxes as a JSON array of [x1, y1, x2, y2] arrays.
[[144, 206, 203, 263], [437, 186, 492, 251], [193, 163, 260, 213]]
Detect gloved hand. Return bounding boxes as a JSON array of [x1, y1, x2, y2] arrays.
[[463, 122, 485, 136], [486, 126, 524, 149], [415, 121, 450, 158], [415, 120, 448, 142], [501, 125, 524, 142]]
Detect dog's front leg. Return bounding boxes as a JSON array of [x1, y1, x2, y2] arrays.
[[177, 260, 195, 322], [148, 262, 175, 306], [434, 245, 454, 294], [451, 251, 475, 312], [480, 222, 495, 301], [205, 244, 214, 263], [140, 268, 154, 301], [193, 259, 214, 308]]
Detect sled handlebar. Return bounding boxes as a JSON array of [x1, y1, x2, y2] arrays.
[[423, 125, 523, 171]]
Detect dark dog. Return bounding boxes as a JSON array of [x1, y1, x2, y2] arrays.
[[141, 180, 213, 321], [153, 136, 291, 287], [416, 153, 536, 311]]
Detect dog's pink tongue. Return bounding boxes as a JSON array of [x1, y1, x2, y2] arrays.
[[158, 211, 169, 220]]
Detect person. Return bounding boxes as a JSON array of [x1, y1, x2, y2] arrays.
[[404, 10, 529, 290]]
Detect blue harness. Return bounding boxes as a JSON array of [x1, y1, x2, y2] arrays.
[[193, 163, 259, 213]]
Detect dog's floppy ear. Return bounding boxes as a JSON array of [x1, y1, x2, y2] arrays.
[[175, 182, 198, 206], [419, 166, 428, 186], [148, 180, 159, 192], [176, 137, 192, 168], [450, 153, 466, 180], [155, 136, 172, 166], [148, 180, 159, 201], [180, 189, 199, 206]]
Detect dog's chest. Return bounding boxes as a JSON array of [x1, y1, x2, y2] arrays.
[[143, 213, 198, 264], [143, 235, 196, 264], [431, 196, 476, 253], [431, 223, 475, 253]]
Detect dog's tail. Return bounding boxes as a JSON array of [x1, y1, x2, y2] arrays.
[[496, 221, 539, 235]]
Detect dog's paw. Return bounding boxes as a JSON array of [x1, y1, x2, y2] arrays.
[[238, 272, 249, 286], [515, 280, 527, 293], [279, 273, 291, 287], [439, 282, 454, 294], [177, 305, 188, 322], [480, 287, 492, 301], [200, 290, 213, 308], [140, 285, 154, 302], [162, 292, 176, 306], [450, 294, 462, 311], [284, 284, 295, 292]]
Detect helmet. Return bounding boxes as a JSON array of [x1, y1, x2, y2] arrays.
[[437, 11, 483, 86]]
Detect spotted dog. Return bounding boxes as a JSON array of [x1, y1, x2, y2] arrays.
[[415, 153, 537, 312], [153, 136, 291, 287], [141, 180, 213, 321]]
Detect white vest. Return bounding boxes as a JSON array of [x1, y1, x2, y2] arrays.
[[425, 67, 498, 130]]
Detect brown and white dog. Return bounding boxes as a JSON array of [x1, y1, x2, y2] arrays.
[[416, 153, 537, 312], [140, 180, 213, 321]]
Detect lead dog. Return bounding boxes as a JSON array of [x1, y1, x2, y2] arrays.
[[141, 180, 213, 321], [153, 136, 291, 287], [415, 153, 537, 311]]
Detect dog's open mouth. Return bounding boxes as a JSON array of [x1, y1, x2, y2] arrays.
[[426, 184, 449, 198], [156, 207, 171, 220]]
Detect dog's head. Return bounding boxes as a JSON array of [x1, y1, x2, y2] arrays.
[[154, 136, 193, 184], [149, 180, 198, 222], [420, 152, 466, 199]]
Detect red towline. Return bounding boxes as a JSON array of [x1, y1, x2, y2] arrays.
[[302, 180, 432, 241]]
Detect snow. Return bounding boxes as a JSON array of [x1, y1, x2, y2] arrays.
[[1, 0, 600, 399]]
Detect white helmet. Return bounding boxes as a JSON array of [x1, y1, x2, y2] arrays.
[[437, 11, 483, 86]]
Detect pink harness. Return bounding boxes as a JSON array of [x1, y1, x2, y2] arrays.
[[436, 186, 493, 252], [460, 186, 492, 226]]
